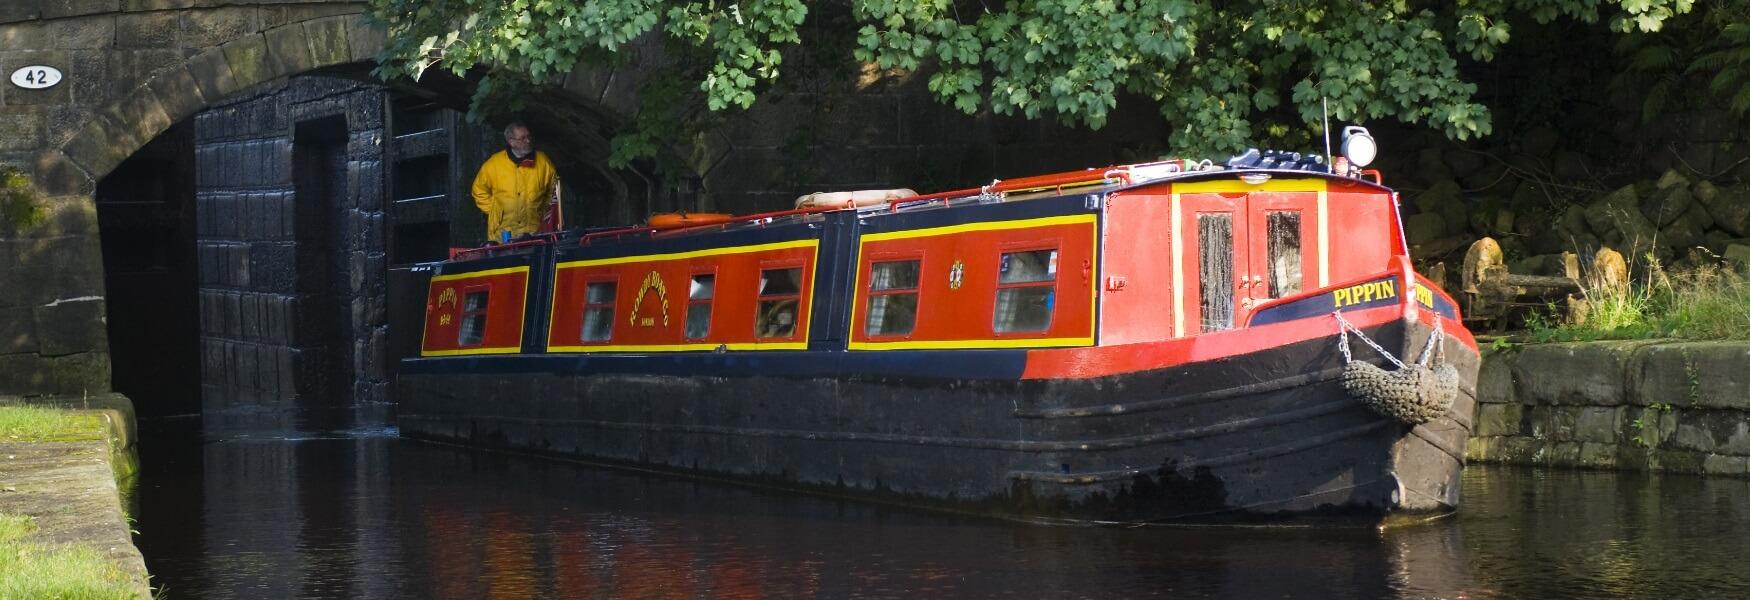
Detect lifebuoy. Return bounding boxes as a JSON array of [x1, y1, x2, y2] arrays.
[[648, 212, 734, 230]]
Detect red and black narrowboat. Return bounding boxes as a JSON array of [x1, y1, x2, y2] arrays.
[[395, 140, 1479, 525]]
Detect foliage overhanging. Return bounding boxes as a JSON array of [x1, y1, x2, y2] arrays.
[[365, 0, 1694, 166]]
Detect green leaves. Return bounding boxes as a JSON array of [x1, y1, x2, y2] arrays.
[[365, 0, 1695, 166]]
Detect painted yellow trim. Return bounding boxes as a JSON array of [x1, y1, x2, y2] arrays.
[[1088, 215, 1100, 345], [859, 214, 1097, 243], [1171, 192, 1184, 338], [421, 346, 524, 357], [548, 342, 808, 353], [431, 265, 530, 283], [546, 239, 820, 352], [421, 265, 532, 357], [554, 239, 818, 269], [850, 213, 1099, 351], [848, 336, 1094, 351], [1317, 188, 1330, 288], [1171, 178, 1329, 194]]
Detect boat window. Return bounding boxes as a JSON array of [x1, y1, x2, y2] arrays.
[[756, 267, 803, 339], [458, 289, 489, 346], [1198, 213, 1234, 332], [581, 281, 615, 342], [866, 260, 920, 336], [994, 249, 1056, 333], [685, 273, 714, 339], [1266, 211, 1303, 299]]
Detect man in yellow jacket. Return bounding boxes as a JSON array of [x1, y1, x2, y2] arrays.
[[472, 121, 559, 242]]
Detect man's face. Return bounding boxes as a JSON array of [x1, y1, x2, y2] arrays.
[[506, 127, 532, 156]]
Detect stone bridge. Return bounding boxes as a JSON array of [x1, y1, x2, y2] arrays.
[[0, 1, 693, 400], [0, 0, 1166, 405]]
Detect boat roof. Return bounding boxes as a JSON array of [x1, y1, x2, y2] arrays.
[[456, 157, 1395, 258]]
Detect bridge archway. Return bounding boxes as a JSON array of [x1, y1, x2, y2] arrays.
[[1, 9, 696, 420]]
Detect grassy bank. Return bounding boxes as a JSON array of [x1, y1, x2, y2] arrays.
[[0, 406, 143, 599], [0, 513, 138, 599], [1526, 261, 1750, 342], [0, 406, 107, 443]]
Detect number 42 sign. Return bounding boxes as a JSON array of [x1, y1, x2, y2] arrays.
[[10, 66, 63, 90]]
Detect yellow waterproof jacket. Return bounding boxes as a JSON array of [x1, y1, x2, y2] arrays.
[[471, 150, 558, 239]]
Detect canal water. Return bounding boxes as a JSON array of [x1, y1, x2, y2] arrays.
[[132, 422, 1750, 599]]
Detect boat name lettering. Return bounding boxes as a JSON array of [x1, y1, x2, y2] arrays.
[[1332, 280, 1396, 308], [1413, 283, 1435, 310], [630, 271, 671, 327]]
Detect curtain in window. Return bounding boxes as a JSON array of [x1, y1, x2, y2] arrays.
[[458, 292, 489, 345], [1198, 214, 1234, 332], [1266, 212, 1302, 298]]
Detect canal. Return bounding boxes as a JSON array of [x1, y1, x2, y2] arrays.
[[131, 422, 1750, 599]]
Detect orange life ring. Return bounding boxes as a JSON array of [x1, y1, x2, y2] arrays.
[[648, 212, 734, 230]]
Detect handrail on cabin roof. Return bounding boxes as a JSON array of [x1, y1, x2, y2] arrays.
[[451, 158, 1385, 258]]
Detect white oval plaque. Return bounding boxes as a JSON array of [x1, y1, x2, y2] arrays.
[[10, 66, 63, 90]]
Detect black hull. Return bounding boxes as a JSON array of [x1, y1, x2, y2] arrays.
[[397, 318, 1478, 524]]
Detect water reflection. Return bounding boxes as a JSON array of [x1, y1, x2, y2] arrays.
[[131, 423, 1750, 599]]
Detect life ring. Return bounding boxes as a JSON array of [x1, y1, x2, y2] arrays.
[[648, 212, 734, 230]]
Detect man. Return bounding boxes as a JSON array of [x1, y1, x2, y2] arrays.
[[471, 121, 559, 243]]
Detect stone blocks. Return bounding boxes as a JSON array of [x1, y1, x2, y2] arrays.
[[114, 11, 177, 48], [343, 13, 384, 63], [32, 296, 106, 356], [1630, 343, 1750, 410], [180, 7, 256, 48], [219, 34, 271, 91], [262, 20, 313, 76], [186, 47, 241, 102], [1473, 340, 1750, 479], [1508, 341, 1658, 406], [301, 16, 350, 68]]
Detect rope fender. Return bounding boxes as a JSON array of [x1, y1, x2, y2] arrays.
[[1334, 311, 1458, 426]]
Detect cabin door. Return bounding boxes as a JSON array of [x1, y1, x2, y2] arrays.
[[1244, 192, 1323, 308], [1179, 193, 1250, 333]]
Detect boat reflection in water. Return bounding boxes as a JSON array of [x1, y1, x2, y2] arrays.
[[137, 427, 1498, 599]]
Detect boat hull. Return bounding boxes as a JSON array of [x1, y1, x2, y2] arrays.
[[397, 316, 1477, 525]]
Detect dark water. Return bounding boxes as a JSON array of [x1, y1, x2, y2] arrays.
[[132, 423, 1750, 599]]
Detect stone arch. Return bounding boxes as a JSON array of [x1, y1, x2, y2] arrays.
[[1, 10, 690, 399], [31, 14, 677, 199]]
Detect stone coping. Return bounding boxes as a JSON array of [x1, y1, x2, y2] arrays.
[[0, 393, 150, 598]]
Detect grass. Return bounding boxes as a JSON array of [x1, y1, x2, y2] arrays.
[[0, 512, 139, 600], [1527, 258, 1750, 342], [0, 406, 107, 443]]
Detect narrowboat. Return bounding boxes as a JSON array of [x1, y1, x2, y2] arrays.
[[395, 134, 1479, 525]]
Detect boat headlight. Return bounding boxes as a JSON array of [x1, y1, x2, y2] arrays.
[[1239, 172, 1271, 185], [1341, 126, 1377, 168]]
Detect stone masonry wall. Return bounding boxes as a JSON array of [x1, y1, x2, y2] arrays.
[[1469, 341, 1750, 476], [194, 75, 387, 415], [0, 2, 375, 397]]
